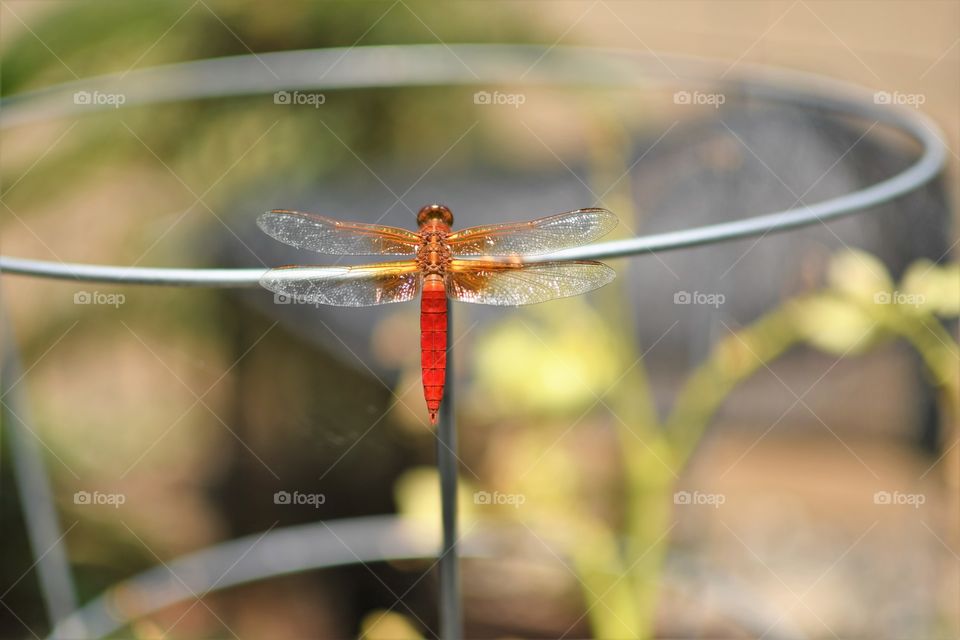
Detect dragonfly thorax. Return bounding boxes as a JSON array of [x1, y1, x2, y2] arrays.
[[417, 226, 451, 275]]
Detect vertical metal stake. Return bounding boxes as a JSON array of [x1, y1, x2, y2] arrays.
[[1, 309, 79, 634], [437, 303, 462, 639]]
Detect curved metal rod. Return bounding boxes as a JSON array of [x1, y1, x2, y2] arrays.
[[0, 260, 267, 287], [46, 515, 804, 640], [46, 515, 466, 639], [0, 44, 948, 285], [1, 310, 79, 629]]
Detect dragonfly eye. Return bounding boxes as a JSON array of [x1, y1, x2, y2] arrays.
[[417, 204, 454, 227]]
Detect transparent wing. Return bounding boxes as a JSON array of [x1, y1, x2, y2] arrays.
[[260, 262, 421, 307], [258, 210, 420, 255], [445, 208, 617, 256], [446, 259, 615, 306]]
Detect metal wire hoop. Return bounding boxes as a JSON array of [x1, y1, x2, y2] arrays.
[[0, 44, 948, 285]]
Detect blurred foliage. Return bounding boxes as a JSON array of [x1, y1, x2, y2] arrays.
[[473, 302, 621, 416], [394, 465, 476, 534], [360, 609, 424, 640], [392, 247, 959, 639], [0, 1, 541, 94], [1, 0, 548, 251]]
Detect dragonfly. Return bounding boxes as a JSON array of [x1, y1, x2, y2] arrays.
[[258, 204, 617, 424]]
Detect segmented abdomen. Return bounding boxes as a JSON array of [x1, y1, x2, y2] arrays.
[[420, 278, 447, 424]]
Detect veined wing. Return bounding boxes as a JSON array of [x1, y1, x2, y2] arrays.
[[446, 259, 615, 306], [445, 208, 617, 256], [258, 210, 420, 255], [261, 262, 421, 307]]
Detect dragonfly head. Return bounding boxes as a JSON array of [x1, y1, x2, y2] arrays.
[[417, 204, 454, 228]]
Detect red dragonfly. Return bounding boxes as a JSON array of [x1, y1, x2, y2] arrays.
[[258, 204, 617, 424]]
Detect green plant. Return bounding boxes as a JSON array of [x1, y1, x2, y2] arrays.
[[460, 248, 957, 638]]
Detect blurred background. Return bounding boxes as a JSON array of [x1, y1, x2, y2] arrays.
[[1, 1, 957, 638]]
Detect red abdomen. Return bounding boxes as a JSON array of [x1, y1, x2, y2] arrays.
[[420, 277, 447, 424]]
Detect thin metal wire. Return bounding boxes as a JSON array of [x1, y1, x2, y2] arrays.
[[1, 311, 79, 632], [0, 45, 948, 284], [437, 305, 462, 639]]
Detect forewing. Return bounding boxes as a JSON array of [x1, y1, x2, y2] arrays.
[[258, 210, 420, 255], [445, 208, 617, 256], [446, 259, 615, 306], [260, 262, 421, 307]]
